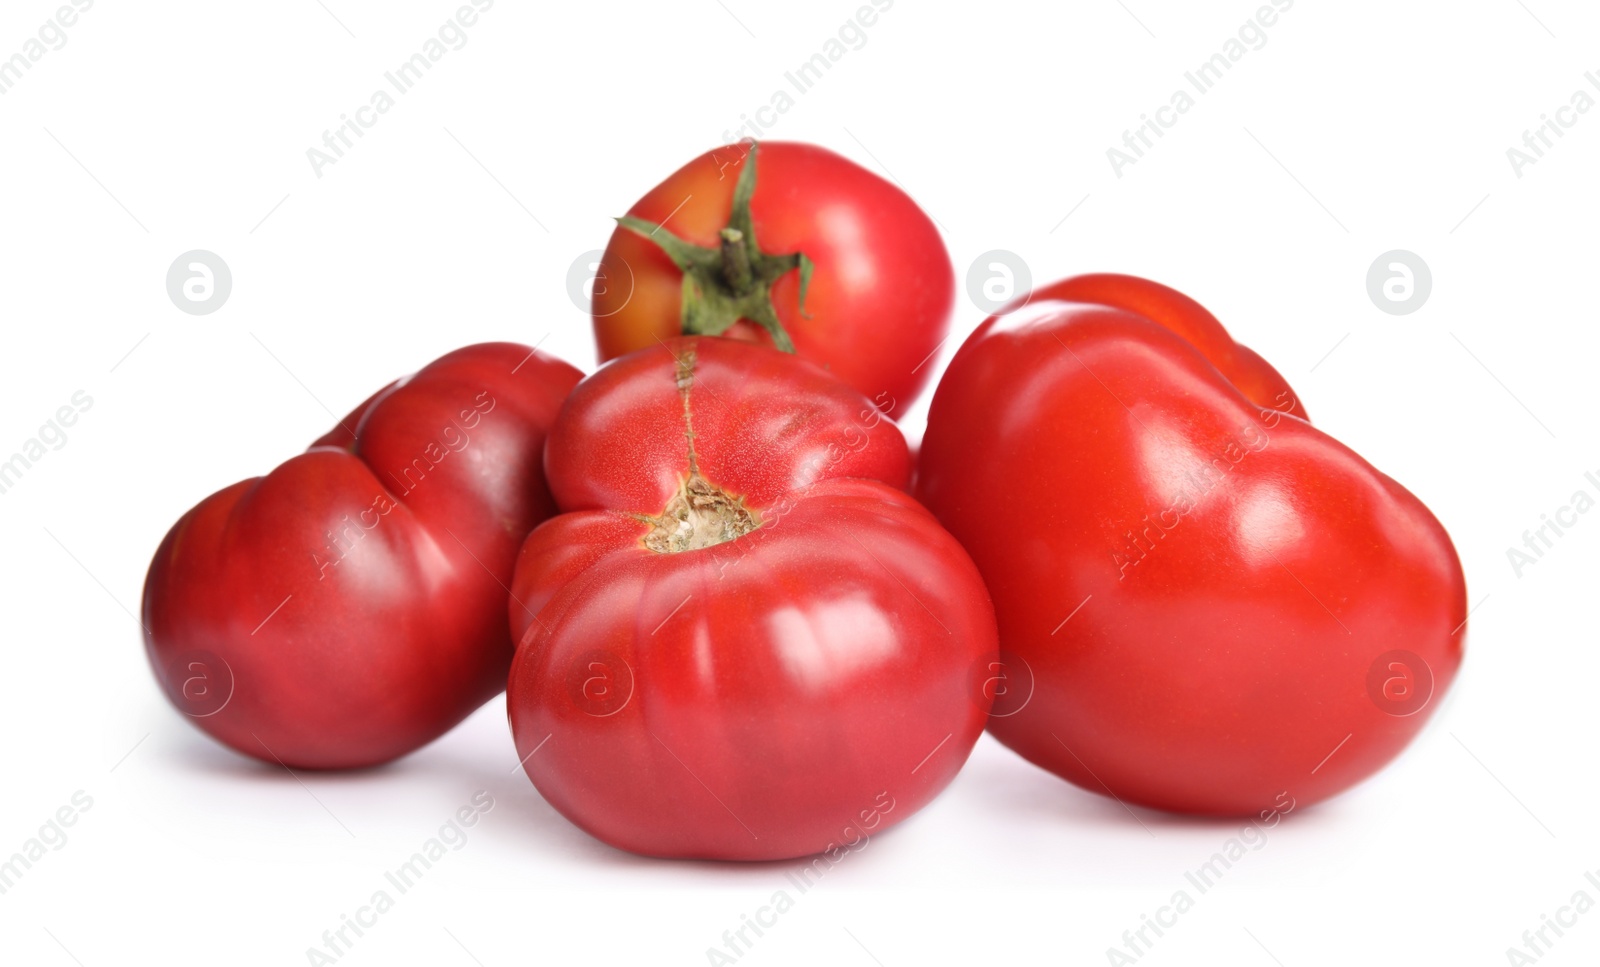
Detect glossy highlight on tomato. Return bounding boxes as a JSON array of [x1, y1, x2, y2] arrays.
[[592, 141, 954, 409], [143, 343, 581, 770], [917, 275, 1465, 815], [508, 337, 996, 860]]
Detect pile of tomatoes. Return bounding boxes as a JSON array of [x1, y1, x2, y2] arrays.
[[142, 141, 1465, 861]]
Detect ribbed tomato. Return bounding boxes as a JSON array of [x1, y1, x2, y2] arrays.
[[918, 276, 1464, 815], [508, 337, 995, 859], [143, 344, 580, 769]]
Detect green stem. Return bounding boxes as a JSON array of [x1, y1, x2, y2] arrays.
[[720, 228, 753, 294], [611, 140, 813, 354]]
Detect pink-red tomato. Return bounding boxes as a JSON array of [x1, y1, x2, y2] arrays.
[[508, 337, 995, 859], [143, 344, 580, 769]]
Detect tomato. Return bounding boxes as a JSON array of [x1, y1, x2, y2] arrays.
[[1024, 273, 1308, 420], [917, 275, 1465, 815], [591, 141, 954, 410], [142, 344, 580, 770], [507, 337, 995, 860]]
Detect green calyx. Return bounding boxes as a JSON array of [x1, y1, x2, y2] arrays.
[[616, 142, 814, 353]]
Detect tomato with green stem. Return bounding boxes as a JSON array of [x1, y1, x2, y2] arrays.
[[592, 141, 954, 409]]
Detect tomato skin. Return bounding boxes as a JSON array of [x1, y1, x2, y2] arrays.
[[1023, 273, 1307, 420], [508, 338, 995, 860], [592, 142, 954, 409], [917, 281, 1465, 816], [544, 330, 912, 517], [142, 344, 580, 770]]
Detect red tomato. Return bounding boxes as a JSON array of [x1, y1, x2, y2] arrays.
[[1024, 273, 1308, 420], [507, 337, 995, 860], [143, 344, 580, 770], [592, 141, 953, 410], [917, 276, 1466, 815]]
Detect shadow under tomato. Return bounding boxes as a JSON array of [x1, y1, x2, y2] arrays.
[[160, 724, 407, 783], [965, 737, 1362, 834]]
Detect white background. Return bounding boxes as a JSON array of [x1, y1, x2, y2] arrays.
[[1, 1, 1596, 964]]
